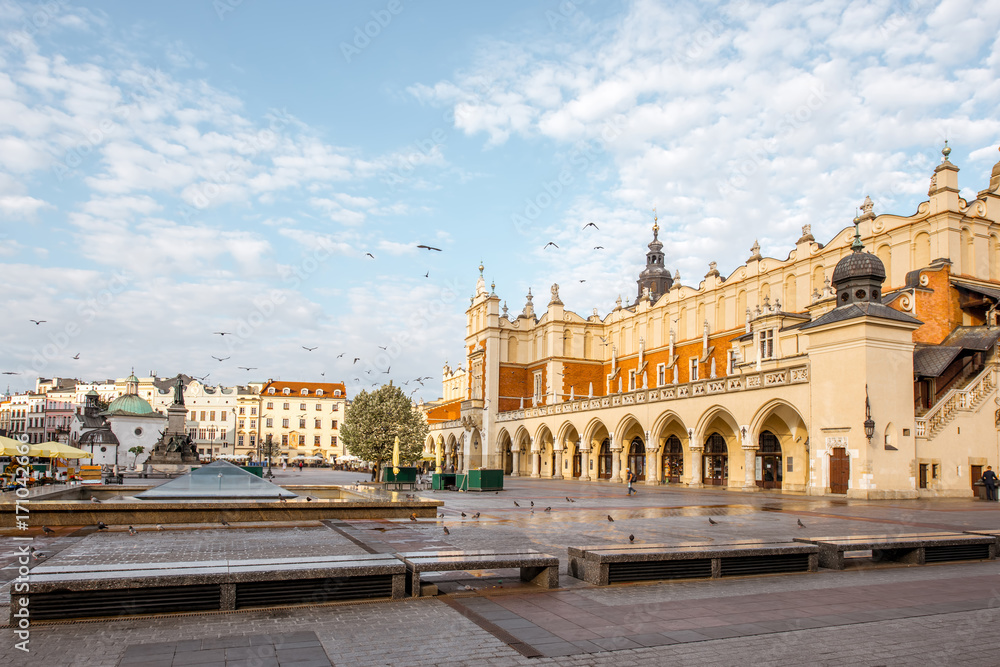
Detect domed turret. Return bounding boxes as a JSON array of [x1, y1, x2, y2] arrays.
[[636, 211, 673, 303], [106, 393, 154, 416], [831, 216, 886, 306]]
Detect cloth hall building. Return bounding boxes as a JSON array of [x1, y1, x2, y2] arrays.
[[423, 145, 1000, 499]]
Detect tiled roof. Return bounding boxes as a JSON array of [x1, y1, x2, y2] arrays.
[[940, 326, 1000, 351], [260, 381, 348, 398], [801, 302, 922, 330], [913, 345, 963, 377]]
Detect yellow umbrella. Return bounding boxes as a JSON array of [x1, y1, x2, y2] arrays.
[[392, 435, 400, 476], [0, 435, 30, 457], [30, 441, 92, 459], [435, 441, 442, 475]]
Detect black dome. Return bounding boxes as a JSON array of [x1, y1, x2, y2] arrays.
[[832, 251, 886, 287]]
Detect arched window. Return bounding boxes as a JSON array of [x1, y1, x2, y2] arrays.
[[268, 388, 275, 395], [756, 430, 782, 489], [301, 388, 308, 396], [812, 265, 825, 295], [663, 435, 683, 483], [628, 436, 645, 480], [758, 431, 781, 452], [316, 389, 324, 397], [508, 336, 519, 363], [563, 329, 572, 357], [991, 235, 1000, 281], [598, 438, 612, 479], [783, 274, 796, 312], [913, 232, 931, 269], [705, 432, 727, 453], [961, 227, 974, 276], [876, 244, 892, 288], [282, 388, 290, 395]]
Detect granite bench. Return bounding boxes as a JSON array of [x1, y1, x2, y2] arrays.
[[17, 554, 405, 622], [793, 532, 997, 570], [397, 549, 559, 597], [567, 540, 819, 586]]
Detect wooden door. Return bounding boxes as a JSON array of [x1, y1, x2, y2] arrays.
[[830, 448, 849, 494], [918, 464, 928, 489], [572, 452, 581, 478], [971, 465, 983, 497]]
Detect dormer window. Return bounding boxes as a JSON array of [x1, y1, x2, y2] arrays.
[[301, 388, 308, 396], [268, 388, 275, 395], [316, 389, 324, 396], [282, 388, 290, 395], [334, 390, 342, 397]]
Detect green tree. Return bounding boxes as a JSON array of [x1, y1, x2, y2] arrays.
[[128, 445, 145, 468], [341, 384, 428, 481]]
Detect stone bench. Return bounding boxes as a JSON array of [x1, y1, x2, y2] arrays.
[[18, 554, 405, 622], [567, 540, 819, 586], [793, 532, 997, 570], [397, 549, 559, 597]]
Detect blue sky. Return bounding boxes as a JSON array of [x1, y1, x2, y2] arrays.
[[1, 0, 999, 399]]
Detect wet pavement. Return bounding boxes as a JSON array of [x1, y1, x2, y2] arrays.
[[2, 470, 1000, 665]]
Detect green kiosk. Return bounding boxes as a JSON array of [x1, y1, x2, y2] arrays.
[[433, 468, 503, 492]]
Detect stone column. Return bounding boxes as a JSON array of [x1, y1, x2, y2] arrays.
[[457, 451, 465, 474], [511, 449, 521, 477], [688, 428, 703, 487], [744, 446, 758, 489], [645, 446, 659, 485], [578, 441, 591, 482], [530, 438, 540, 478], [553, 444, 564, 480], [610, 434, 622, 483]]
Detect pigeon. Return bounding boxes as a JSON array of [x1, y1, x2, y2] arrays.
[[438, 512, 444, 518], [583, 222, 599, 230], [156, 524, 165, 531], [495, 491, 499, 495], [211, 355, 230, 362], [213, 331, 232, 336], [472, 512, 480, 519], [29, 319, 46, 325], [443, 526, 450, 535], [221, 519, 230, 527], [279, 496, 287, 503], [565, 497, 574, 503], [96, 522, 109, 530], [543, 507, 551, 512], [513, 501, 519, 507], [461, 512, 467, 518], [543, 242, 559, 249], [797, 519, 806, 528], [365, 252, 375, 259], [530, 501, 534, 507], [629, 534, 635, 543], [306, 496, 314, 502], [128, 526, 138, 536], [607, 515, 614, 522], [90, 496, 101, 503], [594, 246, 604, 250], [416, 245, 442, 251], [42, 525, 55, 535], [302, 346, 318, 352], [708, 517, 718, 525]]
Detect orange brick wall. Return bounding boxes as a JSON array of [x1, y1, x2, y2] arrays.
[[562, 362, 606, 398], [425, 400, 461, 423], [903, 266, 965, 345]]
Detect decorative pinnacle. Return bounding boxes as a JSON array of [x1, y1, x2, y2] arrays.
[[652, 207, 659, 238], [478, 261, 484, 276], [942, 140, 951, 161], [852, 210, 864, 252]]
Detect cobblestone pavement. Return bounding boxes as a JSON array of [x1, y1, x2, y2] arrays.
[[2, 470, 999, 665]]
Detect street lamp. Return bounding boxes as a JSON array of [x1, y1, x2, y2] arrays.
[[263, 433, 275, 478], [864, 385, 875, 444]]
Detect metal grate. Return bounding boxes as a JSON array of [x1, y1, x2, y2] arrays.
[[923, 543, 991, 563], [720, 554, 811, 577], [235, 575, 394, 608], [28, 585, 221, 620], [608, 558, 713, 583]]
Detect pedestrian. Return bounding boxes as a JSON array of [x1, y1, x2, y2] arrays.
[[298, 460, 303, 472], [626, 468, 636, 495], [282, 460, 286, 471], [983, 466, 999, 501]]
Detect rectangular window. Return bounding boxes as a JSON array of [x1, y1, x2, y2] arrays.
[[656, 363, 665, 387], [251, 407, 257, 415], [220, 429, 226, 441], [238, 419, 245, 429], [190, 411, 196, 421], [332, 419, 338, 429], [239, 407, 245, 415], [689, 358, 699, 382], [299, 419, 306, 429], [315, 419, 321, 429], [283, 402, 289, 410], [726, 349, 736, 375], [300, 403, 306, 411], [281, 434, 288, 446], [299, 434, 306, 446], [221, 411, 227, 422], [210, 411, 216, 421], [249, 434, 256, 446], [266, 402, 273, 410], [238, 434, 244, 447], [332, 404, 339, 412], [200, 411, 206, 421], [282, 418, 289, 428], [533, 371, 543, 404], [316, 404, 322, 411], [198, 428, 206, 439], [628, 370, 636, 391], [250, 419, 256, 429], [331, 435, 337, 446], [759, 329, 774, 360], [314, 435, 320, 445], [266, 418, 273, 428]]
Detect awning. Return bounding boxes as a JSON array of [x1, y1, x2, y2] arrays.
[[940, 325, 1000, 352]]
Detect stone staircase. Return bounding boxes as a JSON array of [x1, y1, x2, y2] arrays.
[[915, 364, 997, 439]]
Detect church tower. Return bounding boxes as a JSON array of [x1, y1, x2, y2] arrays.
[[636, 211, 673, 303]]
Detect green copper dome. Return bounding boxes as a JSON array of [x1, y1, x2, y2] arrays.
[[106, 393, 154, 415]]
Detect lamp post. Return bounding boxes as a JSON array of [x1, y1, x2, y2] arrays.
[[263, 433, 275, 478], [864, 385, 875, 444]]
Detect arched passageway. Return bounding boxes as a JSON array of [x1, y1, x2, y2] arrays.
[[703, 432, 728, 485]]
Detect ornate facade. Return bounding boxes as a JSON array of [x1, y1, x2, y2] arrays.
[[424, 145, 1000, 499]]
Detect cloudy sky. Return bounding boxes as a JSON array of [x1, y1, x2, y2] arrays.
[[1, 0, 999, 399]]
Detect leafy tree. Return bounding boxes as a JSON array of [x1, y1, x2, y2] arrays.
[[341, 384, 428, 481], [128, 445, 145, 468]]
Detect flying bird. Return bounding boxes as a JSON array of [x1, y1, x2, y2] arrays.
[[302, 346, 318, 351], [353, 358, 360, 364], [594, 246, 604, 250], [607, 515, 614, 522], [212, 356, 230, 362], [583, 222, 599, 230], [42, 525, 55, 535], [213, 331, 232, 336], [416, 244, 442, 251], [238, 366, 257, 371], [424, 271, 430, 278], [579, 280, 586, 283], [708, 517, 718, 525], [365, 252, 375, 259], [337, 353, 345, 358], [378, 345, 388, 350], [29, 319, 46, 325], [71, 353, 80, 360], [543, 242, 559, 249], [2, 371, 19, 375], [797, 519, 806, 528]]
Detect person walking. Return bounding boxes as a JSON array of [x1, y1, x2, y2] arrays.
[[982, 466, 999, 501], [625, 468, 637, 495], [298, 460, 303, 472]]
